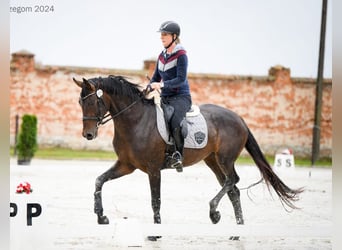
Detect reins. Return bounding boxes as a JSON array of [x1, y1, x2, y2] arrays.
[[100, 97, 143, 125]]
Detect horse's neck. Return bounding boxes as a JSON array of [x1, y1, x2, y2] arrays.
[[109, 99, 154, 133]]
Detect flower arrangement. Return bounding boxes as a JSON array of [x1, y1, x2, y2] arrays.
[[16, 182, 33, 194]]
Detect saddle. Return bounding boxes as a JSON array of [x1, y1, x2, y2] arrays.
[[161, 101, 201, 139], [146, 91, 208, 149]]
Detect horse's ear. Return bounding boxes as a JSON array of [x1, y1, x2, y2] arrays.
[[73, 77, 83, 88], [82, 78, 95, 91]]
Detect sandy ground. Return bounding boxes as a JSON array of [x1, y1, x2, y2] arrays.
[[10, 158, 332, 250]]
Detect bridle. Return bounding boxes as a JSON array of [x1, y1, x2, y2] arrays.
[[80, 90, 112, 127], [80, 81, 150, 127]]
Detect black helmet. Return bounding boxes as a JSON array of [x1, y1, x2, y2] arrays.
[[158, 21, 180, 37]]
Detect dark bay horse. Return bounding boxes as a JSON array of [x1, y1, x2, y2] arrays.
[[73, 75, 303, 240]]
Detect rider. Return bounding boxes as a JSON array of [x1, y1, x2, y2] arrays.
[[149, 21, 192, 172]]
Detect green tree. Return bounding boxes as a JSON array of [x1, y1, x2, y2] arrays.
[[16, 114, 38, 165]]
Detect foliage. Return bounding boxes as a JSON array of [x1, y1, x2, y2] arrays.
[[16, 114, 38, 163]]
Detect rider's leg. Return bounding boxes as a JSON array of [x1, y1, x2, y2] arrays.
[[171, 127, 184, 172], [168, 95, 191, 172]]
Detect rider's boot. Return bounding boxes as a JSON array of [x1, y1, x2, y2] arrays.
[[171, 127, 184, 172]]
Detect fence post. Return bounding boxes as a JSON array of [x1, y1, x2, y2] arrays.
[[311, 0, 328, 165]]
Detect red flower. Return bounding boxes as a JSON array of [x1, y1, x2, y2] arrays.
[[16, 182, 33, 194]]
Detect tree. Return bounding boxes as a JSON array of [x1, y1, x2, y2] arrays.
[[16, 114, 38, 165]]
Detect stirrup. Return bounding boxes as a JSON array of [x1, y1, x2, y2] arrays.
[[170, 152, 183, 172]]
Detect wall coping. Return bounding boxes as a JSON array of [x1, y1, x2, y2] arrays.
[[10, 49, 332, 86], [30, 64, 331, 85]]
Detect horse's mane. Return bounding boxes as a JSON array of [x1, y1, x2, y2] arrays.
[[89, 75, 153, 104]]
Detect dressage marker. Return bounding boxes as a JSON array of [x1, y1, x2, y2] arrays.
[[273, 148, 295, 171]]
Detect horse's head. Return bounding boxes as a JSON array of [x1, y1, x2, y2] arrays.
[[73, 77, 110, 140]]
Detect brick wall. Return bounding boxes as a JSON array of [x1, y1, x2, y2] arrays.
[[10, 52, 332, 158]]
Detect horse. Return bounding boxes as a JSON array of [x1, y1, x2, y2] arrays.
[[73, 75, 303, 240]]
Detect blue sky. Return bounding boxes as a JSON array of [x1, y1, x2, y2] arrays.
[[10, 0, 332, 78]]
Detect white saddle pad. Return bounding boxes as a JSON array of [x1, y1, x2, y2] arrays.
[[155, 105, 208, 149]]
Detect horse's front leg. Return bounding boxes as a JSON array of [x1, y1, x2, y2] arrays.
[[147, 169, 161, 241], [94, 160, 135, 224]]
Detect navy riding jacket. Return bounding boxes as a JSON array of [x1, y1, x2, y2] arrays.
[[150, 44, 191, 97]]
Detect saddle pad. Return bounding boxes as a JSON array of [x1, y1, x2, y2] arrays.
[[155, 106, 208, 149]]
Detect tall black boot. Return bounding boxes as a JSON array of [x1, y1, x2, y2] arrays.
[[171, 127, 184, 172]]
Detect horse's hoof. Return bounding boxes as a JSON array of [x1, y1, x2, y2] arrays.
[[210, 211, 221, 224], [147, 236, 162, 241], [236, 217, 244, 225], [97, 215, 109, 224], [229, 236, 240, 241]]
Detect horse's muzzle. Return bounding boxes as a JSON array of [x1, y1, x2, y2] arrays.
[[83, 130, 97, 140], [85, 133, 95, 140]]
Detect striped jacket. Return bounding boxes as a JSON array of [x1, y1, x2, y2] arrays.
[[150, 44, 191, 97]]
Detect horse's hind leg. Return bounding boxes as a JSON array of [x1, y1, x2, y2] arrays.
[[223, 167, 245, 241], [209, 177, 235, 224], [94, 161, 135, 224], [227, 172, 244, 224], [224, 168, 245, 240], [205, 155, 244, 225]]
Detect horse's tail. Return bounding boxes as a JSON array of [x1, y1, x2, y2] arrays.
[[244, 128, 304, 210]]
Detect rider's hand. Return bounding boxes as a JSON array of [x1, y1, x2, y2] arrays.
[[150, 81, 163, 90]]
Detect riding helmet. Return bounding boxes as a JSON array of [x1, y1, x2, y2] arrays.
[[158, 21, 181, 37]]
